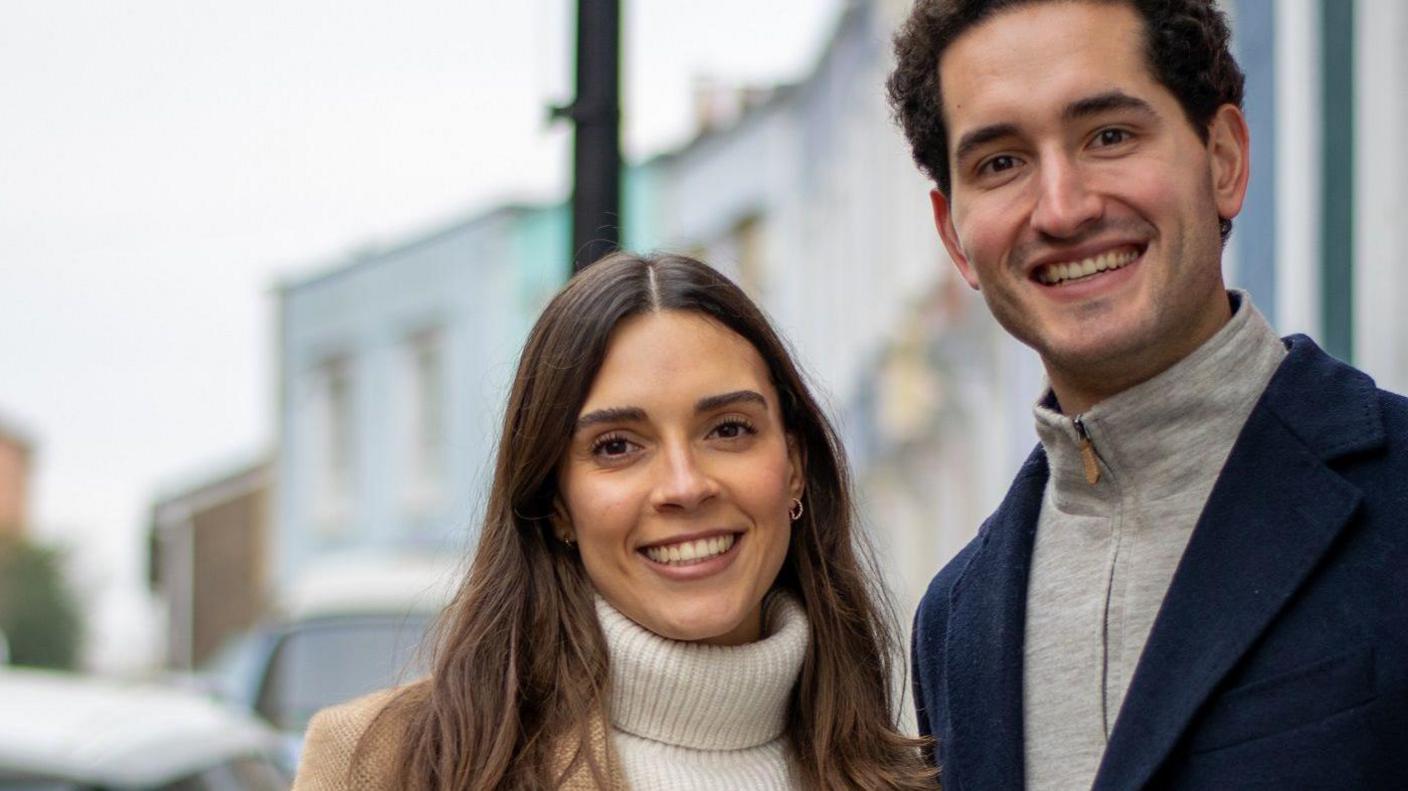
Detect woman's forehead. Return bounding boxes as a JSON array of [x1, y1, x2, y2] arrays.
[[581, 311, 776, 413]]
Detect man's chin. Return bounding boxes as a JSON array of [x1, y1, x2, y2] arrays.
[[1036, 331, 1160, 393]]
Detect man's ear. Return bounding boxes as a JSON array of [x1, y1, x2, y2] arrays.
[[931, 189, 981, 290], [1207, 103, 1251, 222]]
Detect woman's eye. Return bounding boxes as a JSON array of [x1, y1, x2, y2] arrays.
[[709, 419, 755, 440], [591, 435, 636, 458]]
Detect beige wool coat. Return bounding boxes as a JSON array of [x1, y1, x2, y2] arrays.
[[292, 687, 624, 790]]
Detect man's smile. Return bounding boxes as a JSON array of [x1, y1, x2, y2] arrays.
[[1033, 245, 1143, 286]]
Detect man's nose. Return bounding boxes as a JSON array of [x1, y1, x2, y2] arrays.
[[651, 442, 719, 512], [1030, 156, 1103, 239]]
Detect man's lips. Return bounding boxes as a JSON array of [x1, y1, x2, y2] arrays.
[[1028, 243, 1145, 286]]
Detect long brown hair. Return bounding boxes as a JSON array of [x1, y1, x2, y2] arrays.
[[363, 252, 933, 789]]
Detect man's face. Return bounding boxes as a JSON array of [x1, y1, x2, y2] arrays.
[[931, 1, 1249, 408]]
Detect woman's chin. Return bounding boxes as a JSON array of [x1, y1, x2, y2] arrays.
[[633, 598, 760, 646]]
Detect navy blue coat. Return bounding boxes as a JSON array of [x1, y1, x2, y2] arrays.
[[912, 335, 1408, 790]]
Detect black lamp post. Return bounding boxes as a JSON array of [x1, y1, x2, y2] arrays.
[[554, 0, 622, 273]]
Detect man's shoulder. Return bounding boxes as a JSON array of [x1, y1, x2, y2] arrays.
[[1260, 336, 1398, 451], [917, 534, 982, 618], [1374, 383, 1408, 425], [916, 445, 1048, 624], [914, 516, 1005, 655]]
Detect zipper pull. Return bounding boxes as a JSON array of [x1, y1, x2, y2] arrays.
[[1073, 416, 1101, 485]]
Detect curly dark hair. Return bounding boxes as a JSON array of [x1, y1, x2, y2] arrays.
[[887, 0, 1244, 226]]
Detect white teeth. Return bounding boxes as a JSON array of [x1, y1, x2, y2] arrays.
[[1038, 249, 1138, 285], [644, 534, 736, 566]]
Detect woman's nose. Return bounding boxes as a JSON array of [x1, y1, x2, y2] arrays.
[[650, 442, 719, 512]]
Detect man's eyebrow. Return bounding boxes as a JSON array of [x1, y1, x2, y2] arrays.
[[951, 92, 1158, 166], [1064, 90, 1157, 122], [953, 123, 1020, 166], [574, 406, 646, 432], [695, 390, 767, 413]]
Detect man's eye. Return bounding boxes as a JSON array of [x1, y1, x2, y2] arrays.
[[981, 155, 1019, 174], [1095, 128, 1131, 146]]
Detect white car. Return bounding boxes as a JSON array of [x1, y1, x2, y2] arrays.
[[0, 667, 287, 790], [203, 553, 459, 773]]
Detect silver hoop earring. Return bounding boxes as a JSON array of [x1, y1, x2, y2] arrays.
[[788, 497, 804, 522]]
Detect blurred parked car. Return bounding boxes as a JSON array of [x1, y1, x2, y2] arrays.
[[202, 554, 459, 773], [0, 666, 287, 790]]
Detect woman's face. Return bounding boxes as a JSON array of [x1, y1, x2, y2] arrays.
[[558, 310, 803, 646]]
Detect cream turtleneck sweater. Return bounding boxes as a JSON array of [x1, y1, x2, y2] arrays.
[[595, 591, 808, 791], [1022, 292, 1288, 791]]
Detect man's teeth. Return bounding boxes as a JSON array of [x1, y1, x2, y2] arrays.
[[644, 534, 736, 565], [1037, 250, 1139, 285]]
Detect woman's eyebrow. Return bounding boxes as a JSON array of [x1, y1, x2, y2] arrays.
[[574, 405, 646, 432], [574, 391, 765, 432], [695, 390, 767, 413]]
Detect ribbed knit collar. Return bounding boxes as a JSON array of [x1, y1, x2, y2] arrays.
[[595, 590, 808, 751], [1033, 291, 1288, 512]]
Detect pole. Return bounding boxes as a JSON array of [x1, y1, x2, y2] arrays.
[[564, 0, 622, 273]]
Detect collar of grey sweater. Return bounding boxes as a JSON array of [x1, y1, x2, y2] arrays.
[[595, 590, 808, 751], [1032, 291, 1288, 514]]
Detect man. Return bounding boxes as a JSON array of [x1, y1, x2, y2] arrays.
[[886, 1, 1408, 789]]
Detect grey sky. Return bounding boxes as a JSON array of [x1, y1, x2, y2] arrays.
[[0, 0, 841, 671]]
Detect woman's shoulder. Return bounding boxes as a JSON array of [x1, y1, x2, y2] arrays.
[[292, 686, 416, 791]]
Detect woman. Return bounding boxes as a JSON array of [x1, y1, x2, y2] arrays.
[[294, 253, 932, 790]]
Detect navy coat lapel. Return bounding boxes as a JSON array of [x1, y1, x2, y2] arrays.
[[944, 449, 1047, 791], [1093, 336, 1385, 790]]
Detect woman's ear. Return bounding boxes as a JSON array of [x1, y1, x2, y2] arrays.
[[785, 433, 806, 500], [549, 499, 575, 545]]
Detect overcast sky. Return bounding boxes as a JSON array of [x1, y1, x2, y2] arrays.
[[0, 0, 842, 671]]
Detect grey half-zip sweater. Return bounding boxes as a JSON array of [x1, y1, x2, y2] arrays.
[[1022, 292, 1288, 791]]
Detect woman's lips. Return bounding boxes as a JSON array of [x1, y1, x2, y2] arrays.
[[641, 532, 738, 565], [637, 531, 744, 580]]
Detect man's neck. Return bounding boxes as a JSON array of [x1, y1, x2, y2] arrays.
[[1046, 294, 1234, 415]]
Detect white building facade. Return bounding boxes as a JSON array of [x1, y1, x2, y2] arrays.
[[274, 205, 564, 587]]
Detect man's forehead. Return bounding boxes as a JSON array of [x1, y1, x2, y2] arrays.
[[938, 1, 1154, 128]]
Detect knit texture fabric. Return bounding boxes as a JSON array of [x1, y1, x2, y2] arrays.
[[596, 591, 808, 791], [1021, 291, 1288, 791], [292, 686, 621, 790]]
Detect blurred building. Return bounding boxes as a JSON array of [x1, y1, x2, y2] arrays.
[[268, 0, 1408, 616], [150, 458, 271, 669], [0, 415, 34, 538], [273, 204, 565, 587], [1226, 0, 1408, 396]]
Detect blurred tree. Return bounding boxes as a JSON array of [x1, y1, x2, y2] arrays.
[[0, 533, 82, 669]]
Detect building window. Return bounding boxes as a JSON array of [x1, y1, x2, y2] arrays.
[[733, 213, 767, 299], [402, 329, 445, 516], [313, 356, 354, 533]]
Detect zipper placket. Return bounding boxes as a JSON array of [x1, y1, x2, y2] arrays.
[[1073, 415, 1101, 485]]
